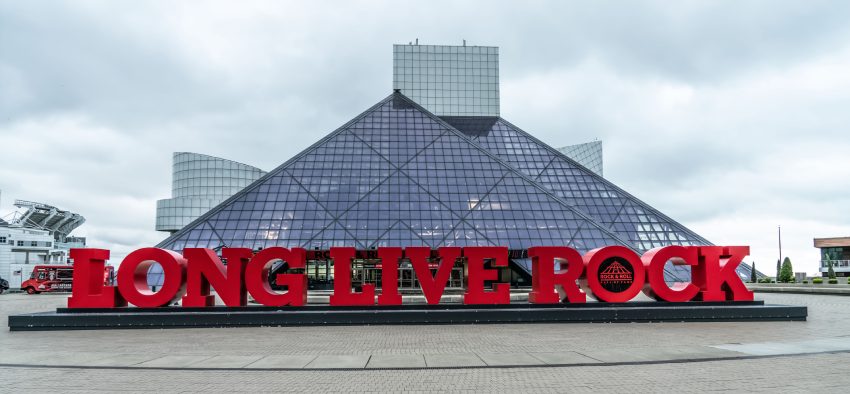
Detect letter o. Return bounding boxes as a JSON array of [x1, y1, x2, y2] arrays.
[[117, 248, 187, 307], [584, 246, 645, 303]]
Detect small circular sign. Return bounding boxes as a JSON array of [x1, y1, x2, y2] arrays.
[[597, 256, 635, 293], [584, 246, 645, 302]]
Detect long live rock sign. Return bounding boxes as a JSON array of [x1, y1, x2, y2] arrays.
[[65, 244, 754, 309]]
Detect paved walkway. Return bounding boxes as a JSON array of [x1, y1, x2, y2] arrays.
[[3, 339, 850, 370], [2, 292, 850, 390], [2, 352, 848, 392]]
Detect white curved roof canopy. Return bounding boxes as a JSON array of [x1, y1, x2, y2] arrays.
[[7, 200, 86, 241]]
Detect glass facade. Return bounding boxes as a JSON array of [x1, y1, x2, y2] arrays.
[[464, 119, 718, 281], [393, 44, 499, 117], [155, 152, 267, 233], [465, 120, 709, 252], [155, 93, 734, 282], [558, 140, 603, 177], [821, 247, 846, 261]]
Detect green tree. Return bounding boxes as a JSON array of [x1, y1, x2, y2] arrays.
[[750, 261, 757, 283], [827, 255, 836, 279], [779, 257, 794, 283]]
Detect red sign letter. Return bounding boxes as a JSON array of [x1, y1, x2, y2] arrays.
[[329, 247, 375, 306], [68, 248, 126, 308], [117, 248, 187, 308], [641, 246, 700, 302], [245, 247, 307, 307], [692, 246, 754, 301], [463, 246, 510, 305], [182, 248, 252, 307], [583, 246, 645, 303], [377, 247, 402, 305], [409, 246, 460, 304], [527, 246, 586, 304]]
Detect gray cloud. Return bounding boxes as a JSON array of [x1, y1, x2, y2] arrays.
[[1, 0, 848, 275]]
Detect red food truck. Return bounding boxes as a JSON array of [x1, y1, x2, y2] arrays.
[[21, 265, 114, 294]]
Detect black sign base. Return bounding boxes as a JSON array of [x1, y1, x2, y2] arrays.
[[8, 301, 806, 331]]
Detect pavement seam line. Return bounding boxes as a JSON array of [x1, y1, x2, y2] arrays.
[[473, 352, 489, 367], [1, 348, 849, 372], [526, 352, 551, 365], [572, 350, 605, 363]]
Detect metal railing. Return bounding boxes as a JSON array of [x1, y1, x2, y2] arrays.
[[821, 260, 850, 269]]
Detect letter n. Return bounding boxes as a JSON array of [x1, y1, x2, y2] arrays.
[[182, 248, 252, 307]]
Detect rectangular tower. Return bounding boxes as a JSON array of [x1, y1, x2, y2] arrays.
[[393, 43, 499, 116]]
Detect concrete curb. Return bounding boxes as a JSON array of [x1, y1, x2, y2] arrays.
[[747, 284, 850, 296]]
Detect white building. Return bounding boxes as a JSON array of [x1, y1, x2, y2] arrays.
[[0, 200, 86, 288], [393, 42, 500, 117], [156, 152, 267, 233]]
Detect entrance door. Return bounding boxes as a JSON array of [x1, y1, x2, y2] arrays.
[[363, 264, 381, 288], [398, 267, 416, 289], [307, 260, 333, 290]]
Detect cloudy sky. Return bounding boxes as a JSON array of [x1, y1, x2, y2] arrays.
[[1, 0, 848, 275]]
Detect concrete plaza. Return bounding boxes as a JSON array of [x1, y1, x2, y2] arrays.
[[2, 292, 849, 392]]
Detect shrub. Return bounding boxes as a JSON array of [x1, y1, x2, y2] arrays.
[[803, 280, 809, 284], [813, 277, 823, 284], [828, 278, 838, 284], [847, 277, 850, 285]]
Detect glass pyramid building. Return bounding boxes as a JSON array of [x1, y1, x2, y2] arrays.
[[157, 92, 748, 283]]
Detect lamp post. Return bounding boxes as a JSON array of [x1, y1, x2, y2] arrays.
[[777, 225, 782, 281]]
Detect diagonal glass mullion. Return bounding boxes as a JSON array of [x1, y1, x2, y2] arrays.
[[566, 220, 590, 248], [282, 168, 343, 222], [283, 168, 369, 249], [367, 220, 401, 249], [205, 221, 228, 248], [349, 127, 448, 170], [338, 128, 447, 211], [396, 131, 448, 169], [397, 219, 436, 248], [347, 131, 403, 172], [395, 169, 465, 222], [390, 134, 485, 222], [341, 221, 370, 250], [603, 197, 633, 230], [299, 221, 369, 250], [532, 156, 558, 181], [455, 172, 508, 223], [320, 131, 402, 215], [435, 172, 508, 247], [286, 130, 406, 248], [454, 218, 499, 247], [303, 169, 403, 246], [305, 130, 450, 246], [336, 130, 461, 224]]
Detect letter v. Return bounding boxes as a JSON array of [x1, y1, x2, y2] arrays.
[[407, 246, 460, 304]]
